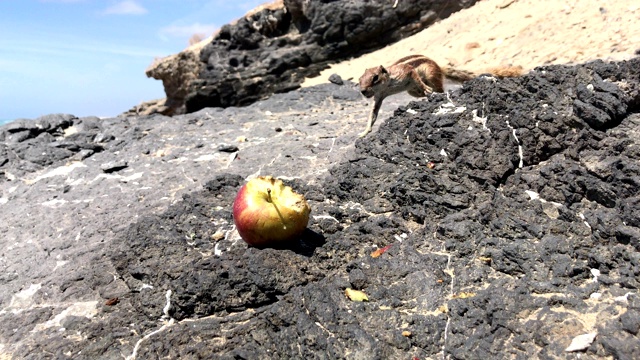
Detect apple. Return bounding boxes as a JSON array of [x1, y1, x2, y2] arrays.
[[232, 176, 311, 247]]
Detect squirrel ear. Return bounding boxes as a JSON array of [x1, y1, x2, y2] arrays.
[[379, 66, 388, 74]]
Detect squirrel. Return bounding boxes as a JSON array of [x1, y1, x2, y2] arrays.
[[357, 54, 523, 137]]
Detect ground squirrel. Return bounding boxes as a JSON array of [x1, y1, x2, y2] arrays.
[[358, 54, 522, 137]]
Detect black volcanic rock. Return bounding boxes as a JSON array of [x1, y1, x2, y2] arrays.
[[1, 58, 639, 359], [0, 114, 112, 171]]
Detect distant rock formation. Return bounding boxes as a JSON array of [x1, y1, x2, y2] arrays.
[[143, 0, 478, 115]]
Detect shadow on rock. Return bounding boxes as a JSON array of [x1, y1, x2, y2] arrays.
[[251, 228, 326, 257]]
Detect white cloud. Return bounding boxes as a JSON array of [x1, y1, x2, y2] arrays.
[[200, 0, 268, 14], [158, 22, 218, 41], [103, 1, 147, 15], [1, 38, 170, 60]]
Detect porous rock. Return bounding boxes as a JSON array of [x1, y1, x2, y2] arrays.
[[0, 58, 639, 359]]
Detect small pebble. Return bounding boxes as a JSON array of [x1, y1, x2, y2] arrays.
[[217, 145, 239, 153]]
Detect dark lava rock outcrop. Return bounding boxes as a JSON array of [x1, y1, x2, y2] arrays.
[[1, 58, 639, 359], [145, 0, 478, 115]]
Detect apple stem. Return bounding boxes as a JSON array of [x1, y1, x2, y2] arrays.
[[266, 188, 287, 229]]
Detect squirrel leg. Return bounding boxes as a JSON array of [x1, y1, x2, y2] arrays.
[[359, 97, 383, 137], [410, 71, 435, 96]]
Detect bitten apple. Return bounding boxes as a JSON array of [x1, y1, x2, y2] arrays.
[[233, 176, 311, 247]]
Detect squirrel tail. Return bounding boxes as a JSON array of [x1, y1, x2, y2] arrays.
[[442, 65, 524, 82], [441, 67, 476, 82], [486, 65, 524, 78]]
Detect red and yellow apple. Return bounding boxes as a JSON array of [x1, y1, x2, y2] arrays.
[[232, 176, 311, 247]]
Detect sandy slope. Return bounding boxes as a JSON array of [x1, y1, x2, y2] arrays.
[[302, 0, 640, 86]]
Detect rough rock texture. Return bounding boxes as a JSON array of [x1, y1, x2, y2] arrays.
[[304, 0, 640, 88], [138, 39, 211, 116], [1, 58, 640, 359], [121, 98, 171, 117], [145, 0, 477, 115]]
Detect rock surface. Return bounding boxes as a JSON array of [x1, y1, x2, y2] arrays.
[[144, 0, 477, 115], [1, 58, 640, 359]]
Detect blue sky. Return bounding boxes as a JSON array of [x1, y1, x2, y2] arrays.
[[0, 0, 267, 121]]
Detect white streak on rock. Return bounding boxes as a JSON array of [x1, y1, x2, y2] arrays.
[[93, 172, 144, 183], [26, 162, 87, 184], [614, 292, 634, 303], [126, 290, 177, 359], [433, 101, 466, 116], [525, 190, 540, 200], [42, 199, 68, 207], [471, 109, 490, 132], [313, 215, 339, 222], [1, 283, 42, 314], [214, 243, 223, 256], [578, 213, 591, 229], [53, 260, 68, 271], [394, 233, 407, 242], [126, 319, 175, 360], [31, 301, 99, 332], [565, 333, 597, 352], [71, 199, 94, 204], [194, 154, 217, 162], [505, 120, 523, 168], [168, 157, 189, 163]]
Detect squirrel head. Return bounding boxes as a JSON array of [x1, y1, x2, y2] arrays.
[[359, 65, 389, 98]]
